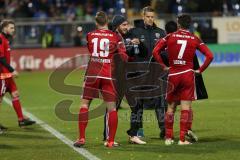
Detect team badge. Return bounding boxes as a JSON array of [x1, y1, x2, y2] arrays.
[[155, 33, 160, 39], [140, 35, 145, 42]]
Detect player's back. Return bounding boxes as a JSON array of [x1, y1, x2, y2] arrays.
[[166, 29, 202, 73], [0, 33, 12, 79], [86, 29, 121, 79]]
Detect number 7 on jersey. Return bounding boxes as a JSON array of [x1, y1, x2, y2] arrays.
[[177, 40, 187, 59]]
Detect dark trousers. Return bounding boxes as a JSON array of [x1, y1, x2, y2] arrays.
[[127, 96, 167, 137], [127, 99, 144, 136], [154, 96, 167, 131]]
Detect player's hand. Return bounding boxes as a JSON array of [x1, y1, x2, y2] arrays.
[[131, 38, 140, 45], [12, 71, 19, 78], [194, 70, 201, 76]]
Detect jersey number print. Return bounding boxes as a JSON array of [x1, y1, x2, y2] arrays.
[[92, 38, 110, 57], [177, 40, 187, 59]]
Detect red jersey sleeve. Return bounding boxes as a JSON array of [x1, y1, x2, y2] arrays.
[[116, 35, 128, 62], [152, 35, 168, 68], [196, 38, 214, 73], [0, 37, 4, 58]]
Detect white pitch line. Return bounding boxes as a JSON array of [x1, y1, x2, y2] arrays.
[[3, 97, 101, 160]]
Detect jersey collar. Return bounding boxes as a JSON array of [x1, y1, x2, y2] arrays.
[[179, 29, 190, 33]]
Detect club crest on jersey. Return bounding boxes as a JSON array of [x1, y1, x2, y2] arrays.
[[155, 33, 160, 39], [140, 35, 145, 42]]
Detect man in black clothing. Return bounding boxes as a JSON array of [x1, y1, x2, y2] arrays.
[[103, 15, 147, 144], [127, 6, 167, 139]]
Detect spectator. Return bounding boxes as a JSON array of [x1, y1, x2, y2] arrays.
[[73, 26, 83, 46], [53, 26, 62, 47], [13, 1, 34, 18], [42, 26, 54, 48], [76, 4, 85, 18], [65, 2, 77, 21], [34, 9, 48, 20], [0, 0, 6, 19]]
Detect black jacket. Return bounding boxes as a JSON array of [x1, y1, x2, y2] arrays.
[[120, 29, 148, 62], [130, 19, 166, 61]]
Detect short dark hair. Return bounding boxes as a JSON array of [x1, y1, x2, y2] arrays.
[[95, 11, 108, 26], [142, 6, 154, 15], [177, 14, 191, 29], [165, 21, 177, 34], [1, 19, 15, 31]]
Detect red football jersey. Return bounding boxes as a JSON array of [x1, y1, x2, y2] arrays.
[[0, 33, 12, 79], [85, 29, 127, 80], [153, 29, 213, 74]]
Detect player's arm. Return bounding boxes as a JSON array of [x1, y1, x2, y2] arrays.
[[117, 36, 129, 62], [197, 43, 214, 73], [0, 38, 15, 73], [152, 37, 168, 69], [0, 58, 15, 72], [129, 28, 147, 58]]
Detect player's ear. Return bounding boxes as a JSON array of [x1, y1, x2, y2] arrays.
[[177, 23, 181, 29]]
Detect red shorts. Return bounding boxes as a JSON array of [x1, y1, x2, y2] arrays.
[[82, 77, 117, 102], [0, 77, 17, 96], [166, 70, 196, 102]]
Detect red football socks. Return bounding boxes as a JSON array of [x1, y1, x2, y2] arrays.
[[187, 109, 193, 130], [107, 110, 118, 143], [78, 108, 89, 139], [165, 112, 174, 139], [12, 97, 24, 121], [180, 110, 191, 141]]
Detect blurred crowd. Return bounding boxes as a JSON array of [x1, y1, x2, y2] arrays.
[[0, 0, 123, 21], [0, 0, 239, 48], [130, 0, 240, 16], [1, 0, 240, 21]]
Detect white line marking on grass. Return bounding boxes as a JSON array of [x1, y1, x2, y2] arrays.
[[3, 97, 101, 160]]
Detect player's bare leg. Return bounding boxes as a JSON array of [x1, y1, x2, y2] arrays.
[[74, 99, 91, 147], [105, 102, 119, 148], [178, 100, 192, 145], [11, 91, 36, 127], [165, 101, 177, 145]]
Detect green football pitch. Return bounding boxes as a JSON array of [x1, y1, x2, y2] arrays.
[[0, 66, 240, 160]]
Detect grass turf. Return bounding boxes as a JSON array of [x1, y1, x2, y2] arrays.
[[0, 66, 240, 160]]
